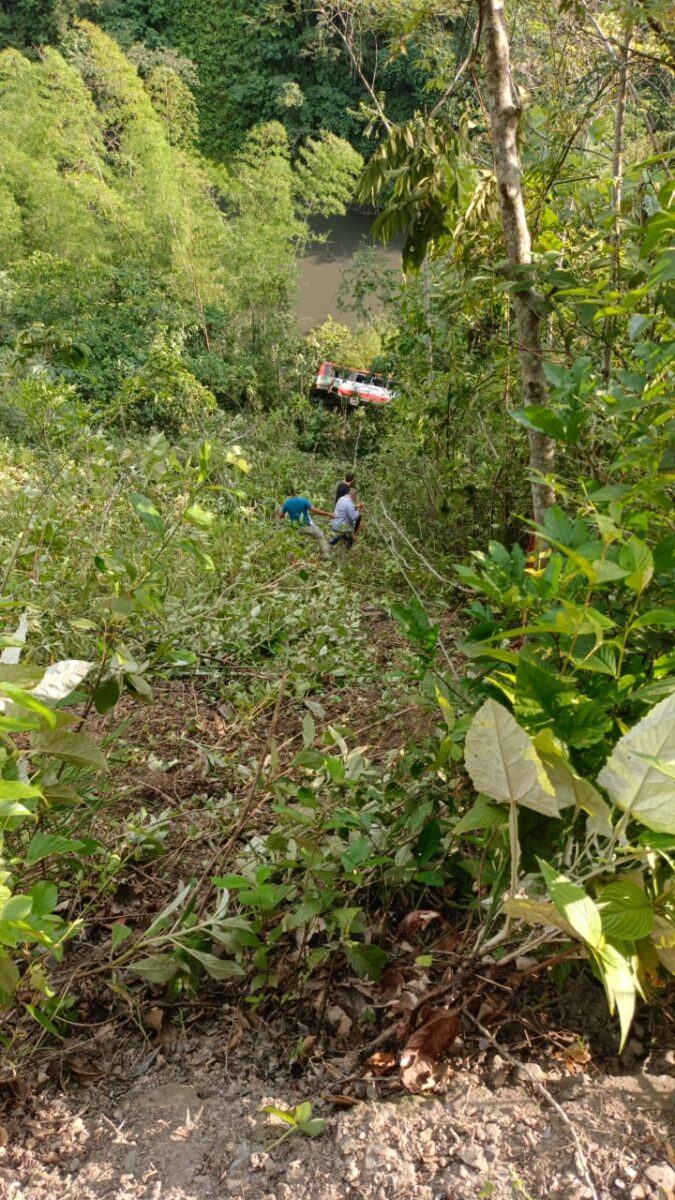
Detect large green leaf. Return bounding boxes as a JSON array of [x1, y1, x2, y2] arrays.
[[597, 692, 675, 833], [534, 742, 612, 837], [182, 948, 245, 980], [502, 896, 576, 938], [31, 730, 108, 771], [0, 683, 57, 728], [619, 537, 654, 594], [464, 699, 559, 817], [590, 942, 638, 1051], [128, 954, 179, 983], [130, 492, 165, 538], [25, 832, 84, 864], [0, 664, 43, 689], [0, 952, 19, 1005], [597, 882, 653, 941], [538, 860, 603, 950], [453, 795, 507, 834], [515, 657, 611, 748]]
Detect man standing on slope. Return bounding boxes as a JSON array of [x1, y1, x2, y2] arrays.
[[335, 471, 362, 534], [277, 488, 333, 557], [330, 486, 360, 550]]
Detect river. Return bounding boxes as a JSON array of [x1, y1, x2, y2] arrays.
[[296, 213, 402, 332]]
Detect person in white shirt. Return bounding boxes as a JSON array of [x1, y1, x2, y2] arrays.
[[330, 487, 360, 549]]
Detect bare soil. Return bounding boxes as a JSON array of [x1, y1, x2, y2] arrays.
[[2, 1003, 674, 1200]]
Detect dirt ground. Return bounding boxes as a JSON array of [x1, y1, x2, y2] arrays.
[[2, 1011, 674, 1200]]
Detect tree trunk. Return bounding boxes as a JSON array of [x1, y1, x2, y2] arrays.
[[603, 21, 632, 382], [480, 0, 555, 526]]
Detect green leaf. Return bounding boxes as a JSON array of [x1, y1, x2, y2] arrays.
[[464, 698, 559, 817], [94, 676, 121, 714], [302, 712, 315, 749], [297, 1118, 325, 1137], [598, 692, 675, 834], [590, 942, 637, 1051], [647, 248, 675, 287], [294, 1102, 312, 1124], [346, 942, 388, 980], [31, 730, 107, 771], [0, 799, 34, 820], [538, 860, 603, 950], [262, 1105, 296, 1126], [597, 882, 653, 941], [619, 538, 654, 594], [184, 502, 214, 529], [510, 406, 565, 440], [25, 832, 84, 864], [128, 954, 179, 983], [130, 492, 166, 538], [111, 923, 132, 950], [0, 664, 43, 688], [537, 750, 612, 837], [0, 952, 19, 1005], [0, 683, 57, 728], [453, 795, 507, 834], [182, 948, 245, 980], [29, 881, 58, 916], [0, 894, 32, 922], [0, 780, 42, 802], [515, 657, 611, 748], [631, 608, 675, 631]]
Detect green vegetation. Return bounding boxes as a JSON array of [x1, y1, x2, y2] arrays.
[[0, 0, 673, 1068]]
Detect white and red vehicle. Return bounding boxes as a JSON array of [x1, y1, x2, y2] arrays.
[[314, 361, 397, 407]]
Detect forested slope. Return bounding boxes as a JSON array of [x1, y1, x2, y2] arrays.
[[0, 7, 674, 1197]]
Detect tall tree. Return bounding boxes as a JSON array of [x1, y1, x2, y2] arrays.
[[480, 0, 555, 524]]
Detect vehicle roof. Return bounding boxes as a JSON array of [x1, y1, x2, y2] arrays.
[[320, 360, 394, 379]]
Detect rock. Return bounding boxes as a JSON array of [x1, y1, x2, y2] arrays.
[[457, 1144, 488, 1172], [645, 1164, 675, 1195], [629, 1187, 645, 1200], [628, 1039, 645, 1056]]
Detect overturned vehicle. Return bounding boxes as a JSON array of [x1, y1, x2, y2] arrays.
[[314, 361, 397, 407]]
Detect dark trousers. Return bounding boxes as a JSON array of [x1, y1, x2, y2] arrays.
[[329, 530, 354, 549]]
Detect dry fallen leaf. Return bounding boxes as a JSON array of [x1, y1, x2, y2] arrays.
[[327, 1004, 353, 1038], [329, 1094, 361, 1107], [0, 1125, 8, 1148], [66, 1056, 108, 1083], [400, 1007, 460, 1092], [565, 1044, 591, 1068], [398, 910, 443, 939], [366, 1051, 397, 1076], [375, 968, 405, 1005], [144, 1006, 164, 1033]]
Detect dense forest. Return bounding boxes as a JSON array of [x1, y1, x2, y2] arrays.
[[0, 3, 674, 1196]]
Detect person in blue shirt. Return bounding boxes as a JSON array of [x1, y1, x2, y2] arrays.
[[277, 489, 333, 556]]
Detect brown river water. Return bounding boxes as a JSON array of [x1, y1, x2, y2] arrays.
[[296, 213, 402, 332]]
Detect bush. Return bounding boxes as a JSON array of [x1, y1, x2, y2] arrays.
[[116, 332, 216, 435]]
